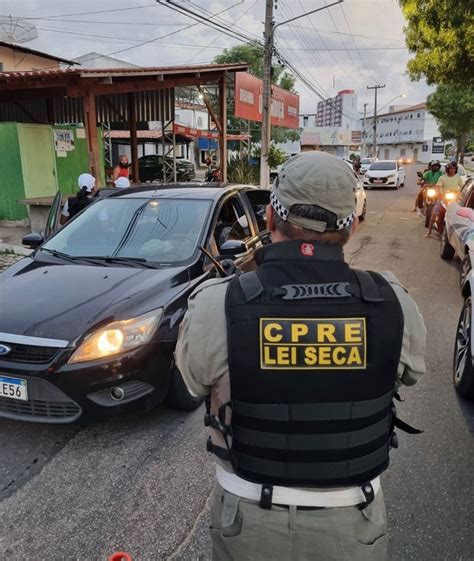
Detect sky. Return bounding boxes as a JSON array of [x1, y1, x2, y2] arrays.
[[0, 0, 435, 122]]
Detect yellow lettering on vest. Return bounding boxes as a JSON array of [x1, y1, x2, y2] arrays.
[[345, 323, 363, 343], [347, 346, 363, 365], [291, 323, 309, 342], [333, 346, 347, 365], [263, 346, 276, 365], [304, 346, 317, 366], [291, 346, 298, 364], [277, 346, 291, 365], [318, 347, 331, 365], [263, 323, 283, 342], [317, 323, 336, 343]]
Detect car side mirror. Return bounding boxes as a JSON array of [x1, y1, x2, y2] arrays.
[[219, 239, 247, 256], [22, 232, 44, 249]]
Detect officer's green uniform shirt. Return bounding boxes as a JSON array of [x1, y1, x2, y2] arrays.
[[176, 271, 426, 396]]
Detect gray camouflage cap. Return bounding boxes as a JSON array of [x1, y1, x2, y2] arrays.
[[270, 151, 357, 232]]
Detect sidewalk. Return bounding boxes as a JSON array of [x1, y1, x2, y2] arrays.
[[0, 225, 31, 256]]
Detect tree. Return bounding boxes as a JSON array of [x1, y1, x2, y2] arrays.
[[399, 1, 473, 85], [427, 85, 474, 162], [214, 43, 299, 143]]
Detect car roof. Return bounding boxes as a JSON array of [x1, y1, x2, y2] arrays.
[[371, 160, 397, 164], [102, 183, 260, 200]]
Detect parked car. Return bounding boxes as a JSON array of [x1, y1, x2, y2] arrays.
[[0, 184, 271, 423], [138, 155, 195, 182], [440, 178, 474, 292], [360, 158, 374, 174], [453, 290, 474, 400], [363, 160, 405, 189]]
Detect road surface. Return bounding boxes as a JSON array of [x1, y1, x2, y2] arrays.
[[1, 165, 473, 560]]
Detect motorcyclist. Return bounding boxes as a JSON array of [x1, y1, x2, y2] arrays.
[[425, 162, 463, 237], [413, 160, 443, 212], [60, 173, 96, 225]]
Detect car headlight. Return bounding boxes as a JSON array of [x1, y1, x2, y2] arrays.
[[445, 192, 457, 201], [68, 309, 163, 364], [427, 188, 437, 198]]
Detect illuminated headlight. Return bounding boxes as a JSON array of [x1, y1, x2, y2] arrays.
[[445, 192, 456, 201], [427, 188, 437, 198], [68, 309, 163, 364]]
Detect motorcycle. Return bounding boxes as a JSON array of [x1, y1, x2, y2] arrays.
[[424, 186, 459, 233], [205, 165, 221, 182]]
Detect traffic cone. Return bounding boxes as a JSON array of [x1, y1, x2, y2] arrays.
[[108, 553, 132, 561]]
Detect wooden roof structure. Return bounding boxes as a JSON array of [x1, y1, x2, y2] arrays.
[[0, 62, 249, 182]]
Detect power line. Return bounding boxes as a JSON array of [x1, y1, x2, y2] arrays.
[[281, 46, 408, 51], [286, 24, 405, 42], [18, 4, 161, 20]]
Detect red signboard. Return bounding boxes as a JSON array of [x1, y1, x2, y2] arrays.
[[234, 72, 300, 129]]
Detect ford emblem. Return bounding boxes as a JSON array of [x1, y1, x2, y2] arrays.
[[0, 344, 11, 356]]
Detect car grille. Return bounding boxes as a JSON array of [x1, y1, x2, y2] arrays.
[[0, 342, 60, 363], [0, 397, 81, 420]]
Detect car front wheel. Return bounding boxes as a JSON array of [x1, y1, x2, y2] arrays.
[[453, 297, 474, 399], [440, 229, 455, 260], [165, 364, 204, 411]]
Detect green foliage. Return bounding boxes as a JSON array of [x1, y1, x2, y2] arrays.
[[399, 1, 473, 85], [251, 144, 289, 169], [227, 153, 259, 185], [427, 84, 474, 158]]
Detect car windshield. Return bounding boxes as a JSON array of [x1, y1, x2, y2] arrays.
[[42, 198, 211, 265], [369, 162, 396, 171], [361, 159, 373, 164]]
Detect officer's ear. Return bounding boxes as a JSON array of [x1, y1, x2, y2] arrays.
[[266, 204, 276, 232]]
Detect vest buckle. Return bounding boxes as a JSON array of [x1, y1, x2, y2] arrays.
[[259, 484, 273, 510], [358, 482, 375, 510]]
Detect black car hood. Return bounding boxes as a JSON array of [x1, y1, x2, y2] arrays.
[[0, 259, 190, 343]]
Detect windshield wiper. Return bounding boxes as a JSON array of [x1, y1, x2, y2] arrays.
[[41, 248, 108, 267], [77, 256, 158, 269]]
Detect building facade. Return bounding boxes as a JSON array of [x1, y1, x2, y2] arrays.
[[0, 41, 74, 72], [363, 102, 443, 163]]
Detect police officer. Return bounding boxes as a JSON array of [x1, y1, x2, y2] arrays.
[[176, 151, 426, 561], [60, 173, 96, 225]]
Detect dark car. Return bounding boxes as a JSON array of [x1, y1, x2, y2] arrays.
[[138, 155, 196, 182], [0, 184, 270, 423]]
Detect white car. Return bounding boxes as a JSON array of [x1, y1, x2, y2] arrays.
[[343, 160, 367, 221], [440, 178, 474, 291], [363, 160, 405, 189], [360, 158, 374, 174]]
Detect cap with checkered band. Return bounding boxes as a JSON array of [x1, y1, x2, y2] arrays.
[[271, 151, 357, 232]]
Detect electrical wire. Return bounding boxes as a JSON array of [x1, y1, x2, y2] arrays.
[[187, 0, 260, 63], [286, 24, 405, 43], [18, 4, 161, 20]]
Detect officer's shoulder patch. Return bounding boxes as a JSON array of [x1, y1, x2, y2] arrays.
[[191, 275, 234, 299]]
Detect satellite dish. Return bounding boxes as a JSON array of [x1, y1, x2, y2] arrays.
[[0, 15, 38, 43]]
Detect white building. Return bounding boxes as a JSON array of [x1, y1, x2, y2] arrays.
[[363, 102, 443, 163]]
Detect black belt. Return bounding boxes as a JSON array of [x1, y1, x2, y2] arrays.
[[275, 504, 326, 511]]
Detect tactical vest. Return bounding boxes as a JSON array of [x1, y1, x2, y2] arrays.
[[208, 241, 409, 490], [68, 194, 92, 219]]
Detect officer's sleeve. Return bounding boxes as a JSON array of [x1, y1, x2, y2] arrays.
[[175, 277, 232, 396], [380, 272, 427, 387]]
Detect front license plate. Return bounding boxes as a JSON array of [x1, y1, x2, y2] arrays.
[[0, 376, 28, 401], [373, 179, 384, 184]]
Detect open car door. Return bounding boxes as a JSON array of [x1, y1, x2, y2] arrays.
[[43, 191, 62, 239]]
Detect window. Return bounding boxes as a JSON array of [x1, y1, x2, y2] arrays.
[[303, 116, 309, 127], [197, 116, 203, 128], [460, 180, 473, 207], [417, 113, 421, 118], [410, 114, 413, 119], [214, 195, 251, 249], [246, 190, 270, 233]]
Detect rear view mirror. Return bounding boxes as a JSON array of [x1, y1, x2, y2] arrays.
[[22, 232, 44, 249], [219, 240, 247, 256]]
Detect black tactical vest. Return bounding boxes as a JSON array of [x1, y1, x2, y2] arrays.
[[214, 241, 404, 489], [68, 194, 92, 218]]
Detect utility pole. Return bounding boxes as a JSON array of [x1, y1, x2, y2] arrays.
[[260, 0, 274, 189], [367, 84, 385, 159], [361, 102, 368, 158]]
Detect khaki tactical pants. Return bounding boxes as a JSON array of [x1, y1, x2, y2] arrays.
[[210, 483, 388, 561]]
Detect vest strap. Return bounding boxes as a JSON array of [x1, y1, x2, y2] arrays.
[[233, 390, 394, 422], [233, 414, 391, 451], [353, 270, 384, 302], [233, 442, 388, 481], [238, 272, 264, 302], [393, 415, 423, 434]]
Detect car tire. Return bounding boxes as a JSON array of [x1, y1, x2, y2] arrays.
[[453, 297, 474, 400], [460, 253, 471, 292], [440, 230, 455, 260], [359, 200, 367, 222], [165, 364, 204, 411], [393, 181, 399, 190]]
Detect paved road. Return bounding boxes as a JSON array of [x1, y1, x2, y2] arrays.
[[1, 166, 473, 561]]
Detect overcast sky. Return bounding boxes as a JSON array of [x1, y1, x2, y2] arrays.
[[1, 0, 434, 120]]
